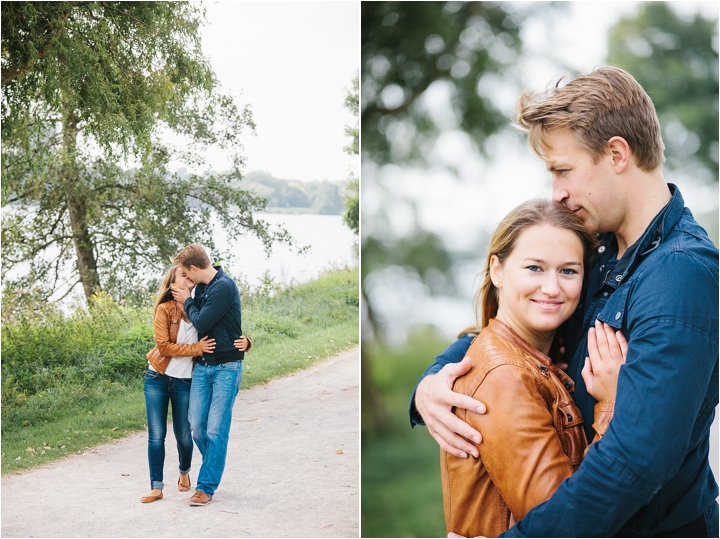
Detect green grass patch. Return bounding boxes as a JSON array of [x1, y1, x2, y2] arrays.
[[361, 329, 451, 538], [2, 267, 359, 474], [2, 386, 147, 471]]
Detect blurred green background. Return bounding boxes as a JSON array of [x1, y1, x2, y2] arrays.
[[362, 330, 450, 538], [360, 2, 718, 537]]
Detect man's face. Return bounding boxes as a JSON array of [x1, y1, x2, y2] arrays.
[[182, 264, 200, 284], [174, 266, 195, 291], [544, 128, 624, 235]]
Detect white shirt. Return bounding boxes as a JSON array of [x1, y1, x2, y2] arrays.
[[163, 319, 197, 379]]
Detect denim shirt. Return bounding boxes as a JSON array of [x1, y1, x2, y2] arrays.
[[410, 185, 719, 536]]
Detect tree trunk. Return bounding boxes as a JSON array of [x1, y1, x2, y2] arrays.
[[361, 287, 388, 435], [62, 105, 100, 301], [361, 348, 389, 435]]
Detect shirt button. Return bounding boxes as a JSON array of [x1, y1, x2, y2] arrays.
[[615, 312, 621, 320], [615, 275, 623, 282], [603, 291, 609, 297], [598, 246, 606, 253], [599, 265, 605, 272]]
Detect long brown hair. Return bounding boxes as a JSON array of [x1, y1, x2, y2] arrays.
[[473, 198, 597, 329], [153, 264, 181, 314]]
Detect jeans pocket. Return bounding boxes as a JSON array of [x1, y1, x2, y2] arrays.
[[218, 361, 241, 371], [145, 370, 160, 380]]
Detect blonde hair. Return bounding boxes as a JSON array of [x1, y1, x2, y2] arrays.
[[153, 265, 181, 314], [515, 66, 665, 172], [474, 199, 597, 328], [173, 244, 211, 270]]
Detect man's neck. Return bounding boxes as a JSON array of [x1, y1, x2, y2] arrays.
[[198, 266, 218, 285], [614, 170, 671, 258]]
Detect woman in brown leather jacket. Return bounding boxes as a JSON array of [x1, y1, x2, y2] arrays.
[[141, 265, 251, 503], [441, 199, 626, 537]]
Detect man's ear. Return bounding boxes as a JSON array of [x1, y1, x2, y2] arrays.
[[606, 136, 631, 173]]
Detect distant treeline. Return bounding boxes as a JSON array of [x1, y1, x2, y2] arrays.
[[239, 170, 348, 214]]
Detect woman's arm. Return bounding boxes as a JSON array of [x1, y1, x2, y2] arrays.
[[234, 336, 251, 351], [464, 365, 578, 520], [154, 305, 207, 357]]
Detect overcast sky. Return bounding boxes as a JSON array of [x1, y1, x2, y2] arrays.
[[198, 1, 360, 182]]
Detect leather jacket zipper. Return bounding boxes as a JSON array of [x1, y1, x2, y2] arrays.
[[536, 364, 549, 376]]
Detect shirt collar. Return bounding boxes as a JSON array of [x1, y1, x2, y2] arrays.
[[596, 183, 684, 290], [207, 265, 224, 287]]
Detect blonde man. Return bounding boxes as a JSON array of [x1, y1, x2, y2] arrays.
[[412, 67, 719, 537], [171, 244, 249, 506]]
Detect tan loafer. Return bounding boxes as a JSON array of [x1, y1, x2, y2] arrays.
[[141, 490, 163, 503], [189, 490, 212, 506], [178, 474, 191, 492]]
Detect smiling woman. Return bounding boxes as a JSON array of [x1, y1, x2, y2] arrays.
[[437, 198, 625, 538], [489, 223, 584, 354]]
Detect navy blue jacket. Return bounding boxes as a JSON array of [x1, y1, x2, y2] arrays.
[[411, 185, 719, 536], [184, 266, 244, 365]]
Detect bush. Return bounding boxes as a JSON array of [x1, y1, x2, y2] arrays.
[[1, 291, 153, 427]]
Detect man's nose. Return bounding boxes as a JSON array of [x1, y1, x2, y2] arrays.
[[551, 178, 568, 204]]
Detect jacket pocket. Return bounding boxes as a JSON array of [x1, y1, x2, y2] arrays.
[[597, 285, 630, 330]]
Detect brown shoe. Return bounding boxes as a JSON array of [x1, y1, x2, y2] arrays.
[[189, 490, 212, 506], [178, 474, 191, 492], [141, 490, 163, 503]]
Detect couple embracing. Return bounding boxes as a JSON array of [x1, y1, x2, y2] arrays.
[[141, 244, 250, 507], [411, 67, 719, 537]]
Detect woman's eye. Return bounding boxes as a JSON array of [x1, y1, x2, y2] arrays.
[[560, 268, 578, 275], [527, 265, 542, 272]]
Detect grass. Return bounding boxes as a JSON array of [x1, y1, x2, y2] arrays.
[[361, 328, 452, 538], [1, 267, 359, 474]]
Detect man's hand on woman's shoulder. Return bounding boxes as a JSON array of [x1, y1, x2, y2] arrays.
[[415, 356, 487, 459]]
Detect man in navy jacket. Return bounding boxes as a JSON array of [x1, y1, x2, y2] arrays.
[[172, 244, 245, 507], [411, 67, 719, 537]]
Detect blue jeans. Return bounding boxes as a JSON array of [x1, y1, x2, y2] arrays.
[[189, 361, 242, 496], [143, 370, 193, 490]]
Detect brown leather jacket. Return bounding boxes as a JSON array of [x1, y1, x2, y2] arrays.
[[147, 300, 205, 375], [440, 318, 614, 538]]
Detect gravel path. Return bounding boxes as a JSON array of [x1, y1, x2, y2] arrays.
[[1, 347, 359, 538]]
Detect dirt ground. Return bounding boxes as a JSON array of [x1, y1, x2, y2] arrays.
[[1, 347, 359, 538]]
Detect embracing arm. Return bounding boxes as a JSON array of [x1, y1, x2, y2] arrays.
[[409, 334, 476, 425], [184, 280, 237, 334], [409, 334, 487, 458]]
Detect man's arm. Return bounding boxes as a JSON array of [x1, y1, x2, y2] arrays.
[[184, 280, 236, 334], [501, 254, 719, 537], [409, 334, 487, 459]]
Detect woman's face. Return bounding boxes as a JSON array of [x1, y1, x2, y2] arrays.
[[173, 266, 196, 292], [490, 223, 584, 352]]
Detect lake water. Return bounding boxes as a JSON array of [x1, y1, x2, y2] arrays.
[[3, 209, 357, 305], [212, 212, 358, 289]]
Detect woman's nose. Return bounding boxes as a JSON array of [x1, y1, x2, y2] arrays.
[[541, 274, 560, 296]]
